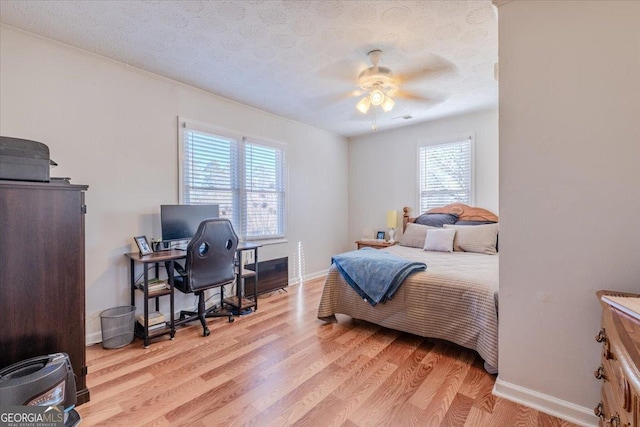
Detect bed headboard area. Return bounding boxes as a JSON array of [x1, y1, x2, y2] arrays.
[[402, 203, 498, 231]]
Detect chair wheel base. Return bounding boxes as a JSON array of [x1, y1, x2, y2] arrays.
[[229, 317, 234, 323]]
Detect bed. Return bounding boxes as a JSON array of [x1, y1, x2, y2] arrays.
[[317, 203, 499, 373]]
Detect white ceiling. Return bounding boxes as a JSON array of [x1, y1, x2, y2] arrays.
[[0, 1, 498, 137]]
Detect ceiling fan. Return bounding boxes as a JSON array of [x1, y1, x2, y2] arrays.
[[355, 50, 397, 114], [350, 49, 454, 115]]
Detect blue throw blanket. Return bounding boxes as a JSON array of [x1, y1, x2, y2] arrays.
[[331, 247, 427, 306]]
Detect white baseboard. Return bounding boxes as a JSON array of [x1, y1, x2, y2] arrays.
[[86, 331, 102, 346], [493, 377, 598, 426]]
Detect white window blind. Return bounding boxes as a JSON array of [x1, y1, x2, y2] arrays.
[[181, 124, 287, 241], [419, 137, 473, 212], [243, 139, 286, 240], [183, 129, 239, 222]]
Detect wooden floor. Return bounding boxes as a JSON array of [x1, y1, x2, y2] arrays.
[[78, 278, 577, 427]]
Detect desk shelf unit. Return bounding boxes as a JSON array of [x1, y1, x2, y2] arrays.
[[133, 282, 172, 340], [224, 243, 261, 314], [124, 244, 261, 347], [126, 250, 185, 348]]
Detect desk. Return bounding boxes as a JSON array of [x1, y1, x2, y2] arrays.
[[125, 250, 185, 347], [224, 243, 261, 313], [125, 244, 261, 346]]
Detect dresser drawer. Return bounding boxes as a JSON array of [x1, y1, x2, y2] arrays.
[[601, 381, 631, 427], [597, 291, 640, 427], [602, 349, 633, 415]]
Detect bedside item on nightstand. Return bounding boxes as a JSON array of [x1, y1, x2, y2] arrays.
[[376, 231, 385, 240], [387, 210, 397, 243], [362, 228, 375, 241]]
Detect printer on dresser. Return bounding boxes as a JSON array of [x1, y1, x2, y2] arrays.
[[0, 136, 56, 182], [595, 291, 640, 427]]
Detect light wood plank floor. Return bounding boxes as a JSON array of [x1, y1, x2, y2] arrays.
[[78, 278, 578, 427]]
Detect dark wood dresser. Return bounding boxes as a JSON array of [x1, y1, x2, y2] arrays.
[[595, 291, 640, 426], [0, 180, 90, 404]]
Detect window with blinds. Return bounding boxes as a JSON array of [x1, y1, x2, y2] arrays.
[[181, 125, 287, 241], [183, 130, 239, 221], [243, 139, 286, 240], [418, 137, 473, 212]]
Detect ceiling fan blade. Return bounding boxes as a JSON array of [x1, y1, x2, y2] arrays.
[[316, 58, 366, 83], [393, 89, 438, 103], [392, 90, 449, 110], [395, 54, 457, 83], [307, 90, 363, 109]]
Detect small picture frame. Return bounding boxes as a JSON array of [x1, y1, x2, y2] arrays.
[[134, 235, 153, 256], [376, 231, 386, 240]]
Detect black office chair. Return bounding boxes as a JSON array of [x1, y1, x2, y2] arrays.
[[171, 218, 238, 336]]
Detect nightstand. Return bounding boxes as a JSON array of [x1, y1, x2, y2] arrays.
[[355, 240, 398, 250]]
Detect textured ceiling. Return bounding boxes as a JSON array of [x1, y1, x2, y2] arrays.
[[0, 1, 498, 137]]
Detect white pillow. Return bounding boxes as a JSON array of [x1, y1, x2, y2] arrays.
[[423, 228, 456, 252], [399, 223, 438, 248], [443, 223, 499, 255]]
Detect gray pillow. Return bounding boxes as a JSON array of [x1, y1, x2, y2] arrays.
[[398, 223, 437, 248], [415, 213, 459, 227]]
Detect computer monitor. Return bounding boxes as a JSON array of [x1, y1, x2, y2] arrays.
[[160, 204, 219, 242]]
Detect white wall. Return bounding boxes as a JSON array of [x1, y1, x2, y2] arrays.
[[0, 27, 349, 344], [496, 1, 640, 424], [348, 109, 498, 245]]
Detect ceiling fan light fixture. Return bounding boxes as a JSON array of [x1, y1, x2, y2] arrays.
[[381, 96, 395, 112], [369, 89, 384, 106], [356, 96, 371, 114]]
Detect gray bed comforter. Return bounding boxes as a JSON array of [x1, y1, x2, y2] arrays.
[[318, 245, 499, 372]]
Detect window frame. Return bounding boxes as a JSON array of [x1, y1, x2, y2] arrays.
[[241, 137, 287, 241], [178, 117, 288, 243], [416, 133, 475, 214]]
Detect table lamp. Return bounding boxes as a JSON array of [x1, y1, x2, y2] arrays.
[[387, 210, 397, 243]]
